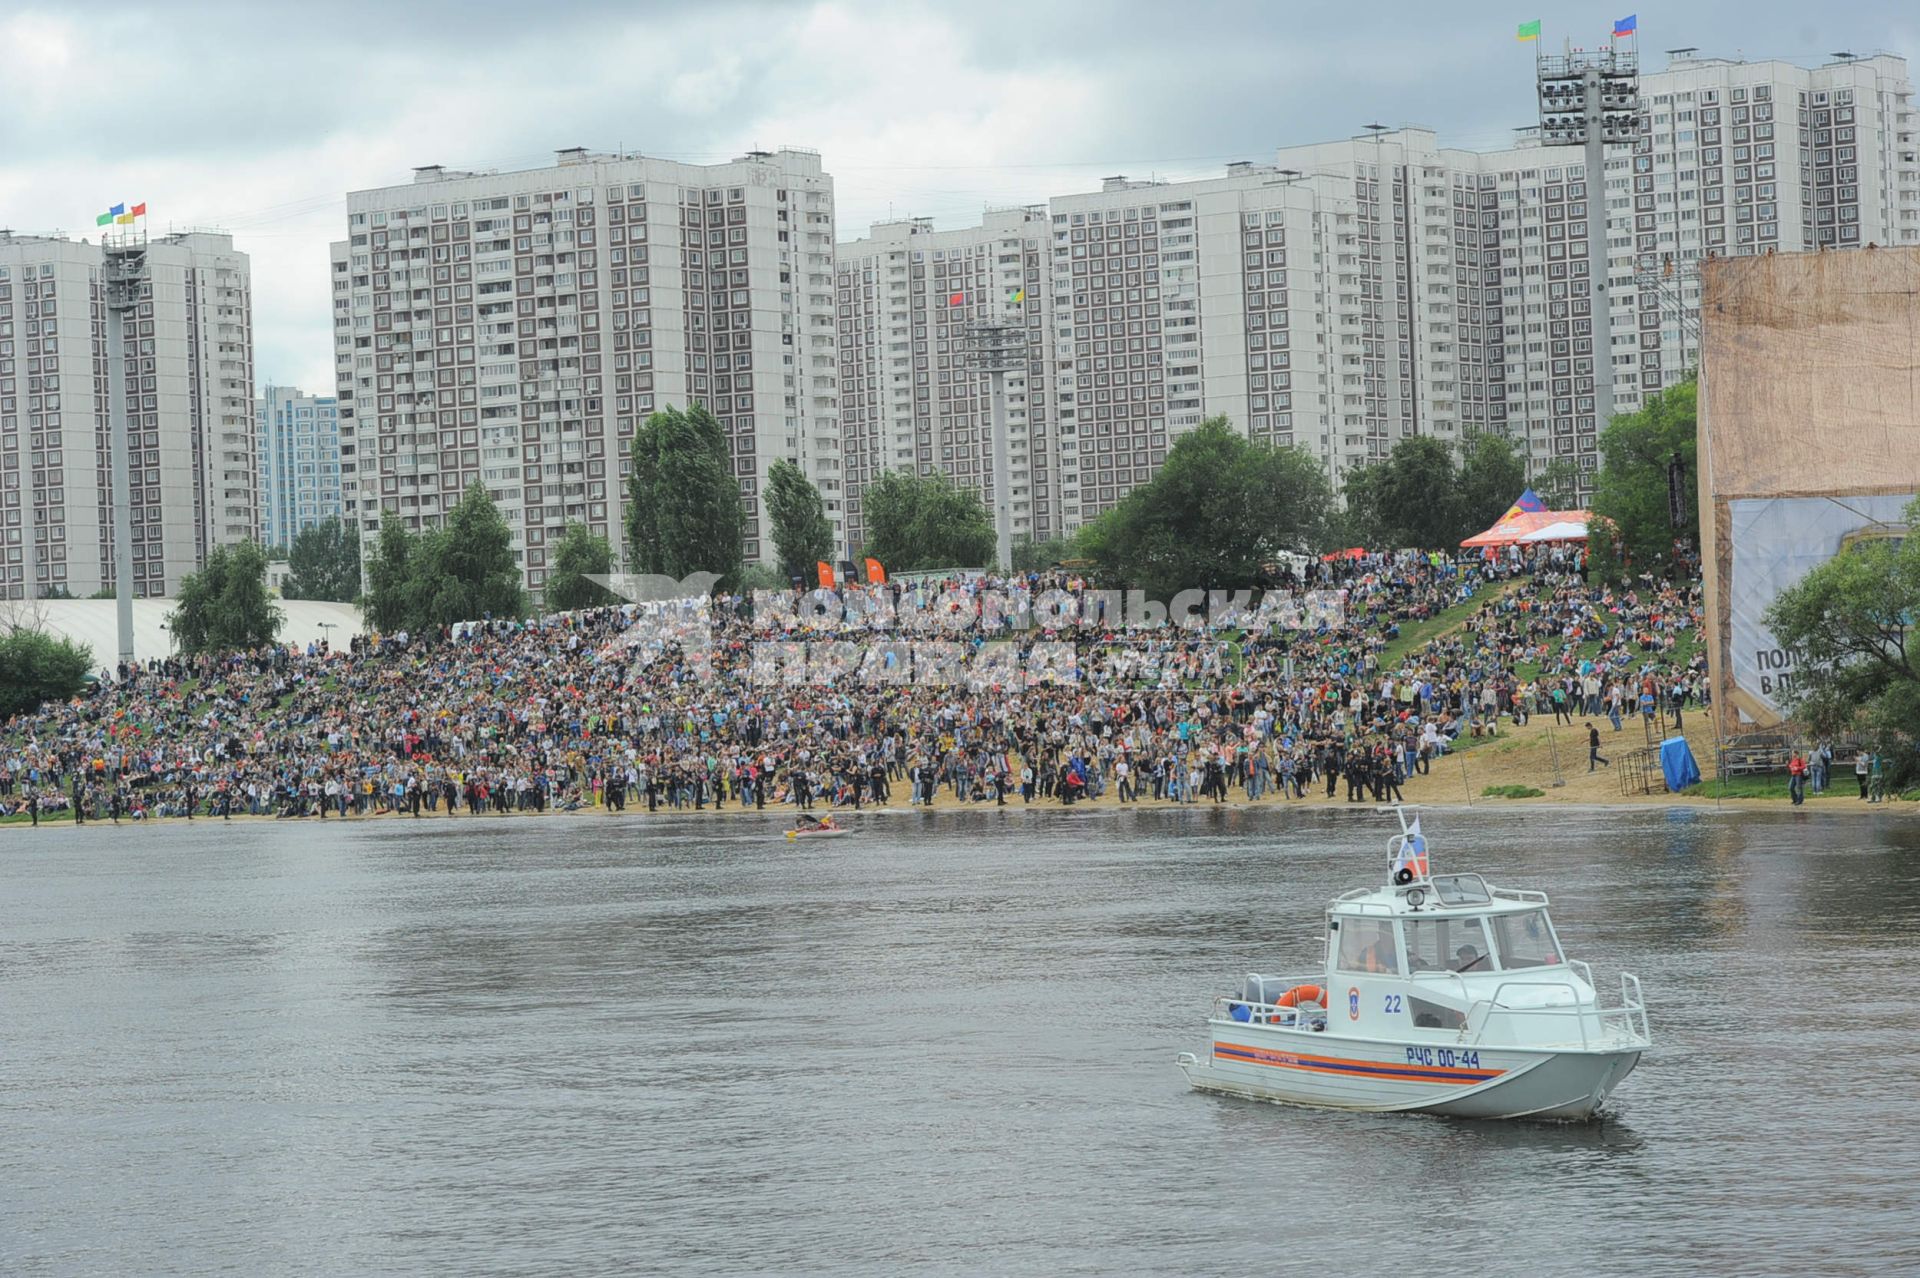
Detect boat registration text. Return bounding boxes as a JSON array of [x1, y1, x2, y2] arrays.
[[1406, 1047, 1482, 1068]]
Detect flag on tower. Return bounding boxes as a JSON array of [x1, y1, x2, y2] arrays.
[[110, 204, 125, 216], [1516, 19, 1541, 41], [130, 202, 147, 217], [1613, 14, 1637, 37], [1392, 817, 1430, 881], [96, 212, 112, 226]]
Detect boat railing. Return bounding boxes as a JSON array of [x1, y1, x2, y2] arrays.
[[1331, 889, 1397, 916], [1459, 975, 1651, 1051]]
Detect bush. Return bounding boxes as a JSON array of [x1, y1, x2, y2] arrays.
[[0, 628, 94, 719], [1480, 784, 1545, 799]]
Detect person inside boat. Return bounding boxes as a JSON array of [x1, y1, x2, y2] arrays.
[[1453, 943, 1488, 972], [1362, 936, 1399, 974]]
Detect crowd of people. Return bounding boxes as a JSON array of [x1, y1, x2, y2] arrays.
[[0, 546, 1712, 826]]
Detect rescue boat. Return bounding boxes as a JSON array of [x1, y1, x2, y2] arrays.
[[1177, 808, 1650, 1120]]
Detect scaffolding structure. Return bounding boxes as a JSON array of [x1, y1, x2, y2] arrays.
[[1536, 38, 1641, 434], [102, 229, 149, 666]]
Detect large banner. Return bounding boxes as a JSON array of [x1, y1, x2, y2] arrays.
[[1727, 494, 1914, 724]]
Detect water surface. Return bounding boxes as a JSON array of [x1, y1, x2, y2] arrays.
[[4, 805, 1917, 1275]]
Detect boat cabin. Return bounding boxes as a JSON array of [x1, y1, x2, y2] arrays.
[[1323, 873, 1578, 1036]]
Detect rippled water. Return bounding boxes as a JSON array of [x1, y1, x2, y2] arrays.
[[4, 805, 1918, 1275]]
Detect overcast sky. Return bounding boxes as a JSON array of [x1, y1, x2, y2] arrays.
[[3, 0, 1913, 392]]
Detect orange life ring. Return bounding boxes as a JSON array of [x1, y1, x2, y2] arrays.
[[1275, 984, 1328, 1009]]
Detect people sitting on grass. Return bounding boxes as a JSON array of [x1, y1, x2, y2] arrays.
[[1, 551, 1708, 823]]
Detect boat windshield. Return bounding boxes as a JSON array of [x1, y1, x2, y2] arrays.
[[1403, 916, 1493, 973], [1490, 909, 1562, 969], [1427, 874, 1492, 906]]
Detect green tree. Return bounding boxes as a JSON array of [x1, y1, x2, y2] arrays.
[[0, 627, 93, 719], [1339, 435, 1462, 550], [734, 563, 790, 594], [1765, 503, 1920, 788], [407, 481, 527, 626], [1456, 432, 1529, 539], [543, 522, 617, 612], [765, 459, 835, 585], [861, 470, 997, 572], [168, 541, 283, 654], [1532, 458, 1585, 511], [282, 517, 362, 602], [626, 403, 745, 587], [1075, 416, 1332, 599], [362, 514, 417, 633], [1589, 380, 1697, 581], [1010, 535, 1075, 573]]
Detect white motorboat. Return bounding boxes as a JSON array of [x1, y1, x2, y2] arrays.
[[1177, 809, 1650, 1120]]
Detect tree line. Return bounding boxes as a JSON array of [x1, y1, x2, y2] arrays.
[[3, 390, 1706, 720]]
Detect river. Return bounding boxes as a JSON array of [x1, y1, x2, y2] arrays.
[[3, 806, 1916, 1275]]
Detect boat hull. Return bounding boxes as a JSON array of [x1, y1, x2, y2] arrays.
[[1179, 1022, 1641, 1121]]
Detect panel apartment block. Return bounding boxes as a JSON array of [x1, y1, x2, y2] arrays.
[[1038, 52, 1915, 526], [835, 209, 1056, 550], [0, 230, 254, 600], [257, 385, 343, 548], [331, 148, 838, 594]]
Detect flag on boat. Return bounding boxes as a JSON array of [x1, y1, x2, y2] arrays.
[[1516, 19, 1541, 41], [1613, 14, 1637, 37], [1393, 817, 1430, 881]]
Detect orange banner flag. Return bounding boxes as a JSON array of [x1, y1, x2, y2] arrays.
[[817, 560, 836, 590], [864, 557, 886, 584]]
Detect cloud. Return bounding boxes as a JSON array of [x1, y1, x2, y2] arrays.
[[1, 0, 1914, 395]]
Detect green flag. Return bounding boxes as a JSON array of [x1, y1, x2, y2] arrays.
[[96, 212, 112, 226], [1517, 19, 1541, 41]]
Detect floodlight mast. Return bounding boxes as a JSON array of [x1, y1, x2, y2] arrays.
[[1536, 32, 1641, 442]]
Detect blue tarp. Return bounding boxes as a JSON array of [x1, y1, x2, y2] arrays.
[[1660, 737, 1702, 792]]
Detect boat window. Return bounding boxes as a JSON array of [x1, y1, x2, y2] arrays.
[[1490, 909, 1561, 969], [1403, 916, 1493, 973], [1409, 996, 1467, 1030], [1335, 918, 1401, 975], [1428, 874, 1492, 906]]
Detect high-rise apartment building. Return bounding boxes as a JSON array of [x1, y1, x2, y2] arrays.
[[834, 209, 1057, 549], [257, 385, 343, 548], [0, 229, 254, 599], [331, 147, 839, 596], [1038, 51, 1916, 525]]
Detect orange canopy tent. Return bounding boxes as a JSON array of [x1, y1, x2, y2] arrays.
[[1461, 509, 1592, 548], [1460, 489, 1591, 548]]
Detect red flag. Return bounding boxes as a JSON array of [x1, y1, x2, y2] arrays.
[[816, 560, 836, 590], [864, 557, 886, 584], [947, 292, 964, 306], [130, 202, 147, 217]]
